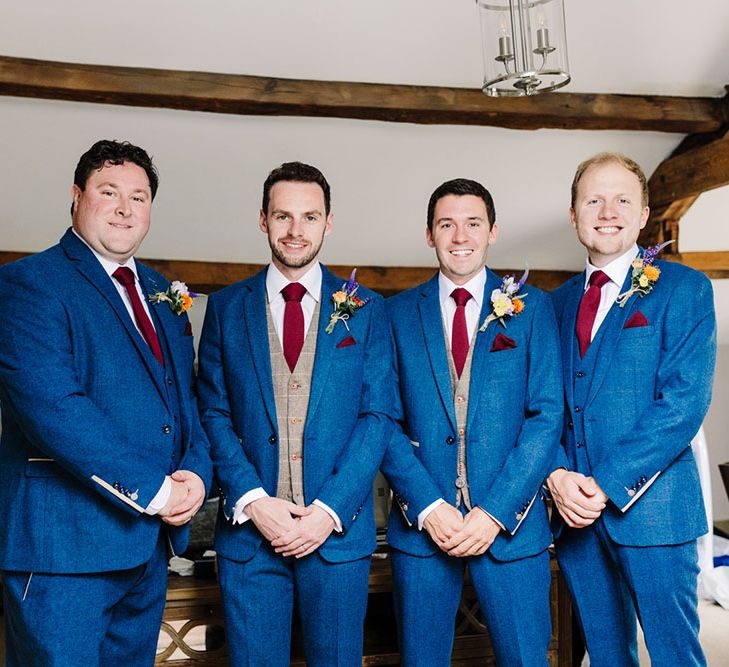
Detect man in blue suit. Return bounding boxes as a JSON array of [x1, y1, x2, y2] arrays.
[[381, 179, 563, 666], [196, 162, 395, 666], [547, 153, 715, 666], [0, 140, 212, 666]]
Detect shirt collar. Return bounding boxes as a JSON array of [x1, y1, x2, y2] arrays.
[[266, 261, 322, 303], [584, 244, 638, 290], [71, 228, 139, 279], [438, 269, 486, 310]]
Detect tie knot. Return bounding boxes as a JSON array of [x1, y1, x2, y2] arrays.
[[451, 288, 472, 308], [282, 282, 307, 303], [589, 270, 610, 289], [112, 266, 135, 287]]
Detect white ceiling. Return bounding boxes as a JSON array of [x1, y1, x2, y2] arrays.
[[1, 0, 728, 334]]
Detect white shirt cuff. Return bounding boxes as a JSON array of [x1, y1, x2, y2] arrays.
[[145, 476, 171, 515], [418, 498, 446, 531], [232, 487, 269, 524], [313, 499, 342, 533]]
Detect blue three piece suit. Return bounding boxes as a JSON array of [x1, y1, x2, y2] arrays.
[[381, 269, 563, 666], [550, 256, 716, 667], [0, 229, 212, 666], [196, 265, 397, 666]]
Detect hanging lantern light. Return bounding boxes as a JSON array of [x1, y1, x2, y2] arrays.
[[476, 0, 570, 96]]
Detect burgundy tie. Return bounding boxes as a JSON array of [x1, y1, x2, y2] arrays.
[[282, 282, 307, 372], [451, 288, 472, 378], [575, 270, 610, 358], [112, 267, 165, 366]]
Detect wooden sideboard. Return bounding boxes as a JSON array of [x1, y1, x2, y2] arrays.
[[157, 553, 572, 666]]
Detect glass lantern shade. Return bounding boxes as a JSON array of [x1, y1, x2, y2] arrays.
[[476, 0, 570, 96]]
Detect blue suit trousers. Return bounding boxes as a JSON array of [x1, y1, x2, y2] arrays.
[[391, 547, 551, 667], [2, 533, 167, 667], [557, 519, 704, 667], [218, 544, 371, 667]]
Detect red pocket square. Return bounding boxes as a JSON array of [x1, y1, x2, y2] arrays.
[[184, 321, 193, 336], [336, 335, 356, 348], [624, 311, 649, 329], [490, 333, 517, 352]]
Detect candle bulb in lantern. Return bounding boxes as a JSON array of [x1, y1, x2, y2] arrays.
[[536, 26, 550, 49]]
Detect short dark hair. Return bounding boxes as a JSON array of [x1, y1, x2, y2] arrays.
[[72, 140, 159, 213], [262, 162, 331, 216], [427, 178, 496, 231]]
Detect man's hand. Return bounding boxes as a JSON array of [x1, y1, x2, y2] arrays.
[[161, 470, 206, 526], [271, 505, 335, 559], [158, 479, 189, 520], [246, 496, 312, 543], [442, 507, 501, 557], [423, 502, 464, 551], [547, 469, 608, 528]]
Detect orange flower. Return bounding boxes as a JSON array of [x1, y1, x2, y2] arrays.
[[353, 297, 365, 307], [181, 294, 193, 312], [643, 265, 660, 282], [512, 297, 525, 314]]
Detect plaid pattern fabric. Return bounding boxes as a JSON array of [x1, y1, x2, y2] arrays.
[[266, 299, 320, 504], [444, 316, 476, 510]]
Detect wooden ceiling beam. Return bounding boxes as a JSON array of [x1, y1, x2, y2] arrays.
[[0, 251, 574, 293], [640, 127, 729, 248], [0, 55, 726, 133]]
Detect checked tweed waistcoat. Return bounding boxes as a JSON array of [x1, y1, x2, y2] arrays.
[[266, 299, 320, 505], [444, 319, 476, 510]]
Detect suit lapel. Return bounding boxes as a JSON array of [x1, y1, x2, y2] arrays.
[[418, 274, 457, 433], [466, 269, 502, 432], [559, 276, 584, 413], [307, 266, 341, 421], [585, 267, 641, 407], [242, 269, 278, 430], [60, 230, 168, 402]]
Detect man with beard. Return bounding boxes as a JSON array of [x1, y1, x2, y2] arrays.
[[197, 161, 395, 666]]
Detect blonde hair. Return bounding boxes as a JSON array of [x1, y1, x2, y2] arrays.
[[571, 152, 649, 209]]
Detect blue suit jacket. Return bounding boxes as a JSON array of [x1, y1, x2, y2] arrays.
[[381, 270, 563, 562], [0, 229, 212, 573], [196, 265, 396, 564], [550, 258, 715, 546]]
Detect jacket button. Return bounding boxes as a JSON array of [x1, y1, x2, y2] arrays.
[[568, 421, 573, 429], [166, 377, 173, 386], [446, 436, 455, 445], [576, 441, 582, 448], [269, 435, 277, 444], [574, 406, 581, 413], [162, 424, 171, 434], [575, 371, 585, 378]]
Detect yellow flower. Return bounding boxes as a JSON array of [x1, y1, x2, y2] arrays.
[[638, 274, 650, 288], [512, 297, 525, 314], [332, 291, 347, 305], [643, 265, 660, 282], [492, 294, 512, 318]]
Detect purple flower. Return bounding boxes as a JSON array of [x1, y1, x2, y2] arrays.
[[643, 240, 674, 265]]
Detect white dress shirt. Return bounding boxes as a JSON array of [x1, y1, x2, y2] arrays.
[[417, 269, 503, 531], [71, 229, 170, 514], [232, 262, 342, 531], [583, 244, 639, 340]]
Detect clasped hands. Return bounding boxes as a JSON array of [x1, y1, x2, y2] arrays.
[[423, 503, 501, 557], [158, 470, 206, 526], [247, 497, 335, 559], [546, 468, 608, 528]]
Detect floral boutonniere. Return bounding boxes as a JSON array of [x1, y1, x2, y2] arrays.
[[325, 269, 370, 334], [149, 281, 199, 316], [479, 269, 528, 332], [616, 241, 673, 308]]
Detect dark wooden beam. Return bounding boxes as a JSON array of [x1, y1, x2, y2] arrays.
[[0, 55, 726, 133], [640, 127, 729, 247], [0, 251, 574, 293], [676, 252, 729, 279]]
